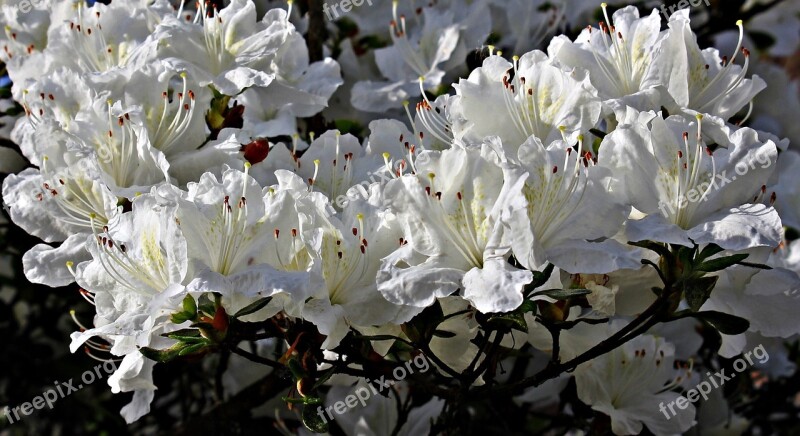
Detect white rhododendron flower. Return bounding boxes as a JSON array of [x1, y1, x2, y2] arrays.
[[503, 135, 640, 273], [599, 111, 781, 250], [378, 144, 533, 313], [575, 332, 697, 435], [154, 0, 294, 95], [452, 51, 601, 148]]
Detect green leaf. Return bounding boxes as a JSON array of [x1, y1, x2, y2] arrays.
[[696, 253, 749, 273], [165, 328, 201, 338], [737, 261, 772, 270], [748, 31, 776, 51], [432, 329, 457, 338], [170, 311, 193, 324], [178, 343, 207, 356], [190, 321, 215, 330], [530, 263, 556, 289], [139, 343, 189, 363], [233, 296, 273, 318], [518, 299, 537, 314], [487, 311, 528, 332], [353, 334, 402, 342], [697, 243, 724, 261], [302, 403, 330, 433], [628, 240, 671, 258], [288, 357, 306, 380], [403, 301, 444, 344], [182, 295, 197, 314], [166, 334, 207, 344], [678, 310, 750, 335], [312, 367, 338, 391], [533, 288, 591, 300], [676, 245, 697, 268], [683, 276, 719, 311], [333, 119, 363, 136], [197, 293, 216, 316]]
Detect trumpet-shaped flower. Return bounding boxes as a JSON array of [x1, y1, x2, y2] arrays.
[[378, 144, 532, 314]]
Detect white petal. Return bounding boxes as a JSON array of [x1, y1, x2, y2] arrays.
[[462, 258, 531, 313]]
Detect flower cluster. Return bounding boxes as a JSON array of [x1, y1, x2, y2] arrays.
[[1, 0, 799, 434]]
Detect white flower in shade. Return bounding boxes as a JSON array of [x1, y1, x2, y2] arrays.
[[598, 111, 781, 251], [574, 332, 697, 435], [154, 0, 294, 95], [451, 51, 601, 150], [584, 280, 619, 316], [491, 0, 564, 56], [297, 185, 417, 350], [322, 380, 445, 436], [746, 0, 800, 57], [526, 306, 608, 361], [748, 62, 800, 152], [772, 150, 800, 230], [351, 1, 489, 113], [503, 135, 639, 274], [702, 242, 800, 358], [238, 31, 342, 138], [694, 387, 749, 436], [161, 166, 323, 318], [426, 296, 481, 373], [378, 144, 532, 314]]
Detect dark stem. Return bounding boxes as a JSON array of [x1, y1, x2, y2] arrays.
[[472, 289, 672, 398], [229, 346, 283, 369]]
